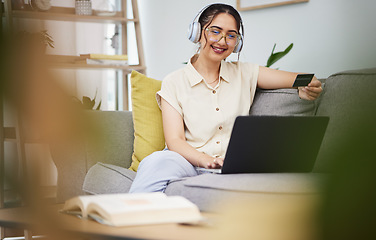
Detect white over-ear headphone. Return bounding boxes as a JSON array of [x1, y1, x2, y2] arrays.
[[187, 4, 244, 53]]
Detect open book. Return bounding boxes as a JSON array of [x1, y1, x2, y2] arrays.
[[60, 192, 202, 227]]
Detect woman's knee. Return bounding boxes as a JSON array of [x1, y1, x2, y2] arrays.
[[138, 151, 171, 169], [137, 150, 196, 175], [130, 150, 198, 193]]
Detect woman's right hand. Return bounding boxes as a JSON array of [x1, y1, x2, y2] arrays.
[[202, 156, 224, 169]]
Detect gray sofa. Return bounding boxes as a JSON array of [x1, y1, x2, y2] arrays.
[[51, 68, 376, 212]]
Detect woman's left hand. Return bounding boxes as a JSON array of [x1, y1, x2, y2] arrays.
[[298, 77, 323, 100]]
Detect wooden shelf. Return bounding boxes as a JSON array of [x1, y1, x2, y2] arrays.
[[50, 62, 146, 71], [10, 7, 139, 24], [2, 0, 146, 109], [46, 55, 145, 72]]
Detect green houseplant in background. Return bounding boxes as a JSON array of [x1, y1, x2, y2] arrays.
[[17, 30, 55, 49], [72, 91, 102, 110], [266, 43, 293, 68]]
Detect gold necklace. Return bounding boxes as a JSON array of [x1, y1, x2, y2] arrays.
[[206, 77, 219, 84]]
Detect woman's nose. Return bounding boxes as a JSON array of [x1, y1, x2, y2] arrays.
[[217, 34, 227, 45]]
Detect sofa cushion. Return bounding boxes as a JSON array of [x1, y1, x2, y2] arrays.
[[250, 88, 317, 116], [83, 162, 325, 212], [129, 71, 165, 171], [83, 162, 136, 195], [165, 173, 324, 211]]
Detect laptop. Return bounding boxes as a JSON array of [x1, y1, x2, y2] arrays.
[[197, 115, 329, 174]]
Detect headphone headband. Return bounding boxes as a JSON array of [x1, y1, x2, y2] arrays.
[[187, 3, 244, 53]]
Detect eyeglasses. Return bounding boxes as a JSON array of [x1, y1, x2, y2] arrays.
[[205, 27, 241, 46]]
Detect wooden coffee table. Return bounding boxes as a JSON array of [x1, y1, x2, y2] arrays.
[[0, 204, 219, 240], [0, 194, 319, 240]]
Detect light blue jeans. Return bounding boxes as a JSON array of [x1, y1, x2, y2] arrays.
[[129, 150, 198, 193]]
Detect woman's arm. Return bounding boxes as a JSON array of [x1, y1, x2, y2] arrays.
[[161, 98, 222, 168], [257, 66, 322, 100]]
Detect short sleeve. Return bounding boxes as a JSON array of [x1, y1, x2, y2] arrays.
[[242, 62, 259, 104], [156, 72, 183, 116]]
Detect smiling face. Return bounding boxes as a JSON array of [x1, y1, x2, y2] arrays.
[[199, 13, 239, 63]]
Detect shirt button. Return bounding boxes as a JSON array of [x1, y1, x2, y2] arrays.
[[216, 141, 220, 144], [219, 126, 223, 130], [216, 107, 220, 111], [212, 90, 216, 94]]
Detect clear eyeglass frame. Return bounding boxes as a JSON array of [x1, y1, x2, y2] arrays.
[[205, 27, 241, 46]]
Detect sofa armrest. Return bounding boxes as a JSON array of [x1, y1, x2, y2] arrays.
[[50, 110, 134, 203], [50, 141, 87, 203], [85, 110, 134, 170], [314, 68, 376, 172]]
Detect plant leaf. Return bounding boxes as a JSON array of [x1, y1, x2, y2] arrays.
[[271, 43, 276, 55], [266, 43, 293, 68], [96, 100, 102, 110], [82, 96, 95, 109]]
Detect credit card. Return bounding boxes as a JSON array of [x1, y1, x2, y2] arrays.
[[292, 74, 314, 87]]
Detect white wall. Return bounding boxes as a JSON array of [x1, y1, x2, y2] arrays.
[[138, 0, 376, 79]]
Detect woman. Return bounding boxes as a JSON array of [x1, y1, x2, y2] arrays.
[[129, 3, 322, 193]]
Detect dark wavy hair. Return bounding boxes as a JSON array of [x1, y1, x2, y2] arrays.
[[198, 3, 244, 42]]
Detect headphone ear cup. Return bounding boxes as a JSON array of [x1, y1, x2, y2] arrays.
[[233, 37, 243, 53], [187, 22, 201, 43]]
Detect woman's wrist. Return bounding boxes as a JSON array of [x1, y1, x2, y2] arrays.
[[196, 157, 201, 168], [196, 153, 213, 168], [204, 155, 217, 168]]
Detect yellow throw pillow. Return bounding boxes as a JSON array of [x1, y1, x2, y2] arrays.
[[129, 71, 165, 171]]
